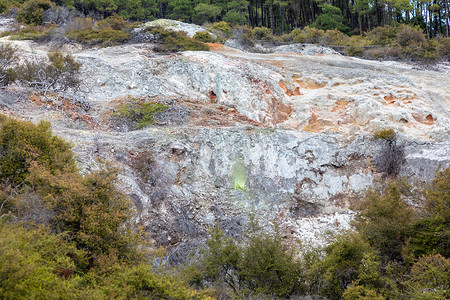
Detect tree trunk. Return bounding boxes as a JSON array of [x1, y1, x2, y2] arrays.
[[269, 1, 274, 34]]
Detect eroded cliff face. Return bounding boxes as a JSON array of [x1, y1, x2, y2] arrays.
[[1, 25, 449, 260]]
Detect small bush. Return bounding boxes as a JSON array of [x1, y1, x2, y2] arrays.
[[147, 26, 209, 52], [291, 26, 325, 44], [366, 25, 400, 46], [68, 27, 130, 46], [193, 31, 214, 43], [15, 51, 81, 93], [320, 29, 349, 45], [209, 21, 232, 37], [353, 183, 413, 261], [17, 0, 54, 26], [252, 26, 273, 41], [345, 45, 365, 56], [96, 14, 127, 30], [0, 116, 75, 186], [373, 129, 396, 141], [404, 254, 450, 299], [113, 98, 169, 130], [0, 43, 16, 86], [9, 25, 55, 41]]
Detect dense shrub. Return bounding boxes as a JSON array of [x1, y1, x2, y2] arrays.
[[403, 254, 450, 299], [209, 21, 232, 37], [345, 45, 365, 56], [305, 233, 374, 299], [366, 25, 400, 46], [354, 183, 413, 261], [0, 116, 75, 186], [146, 26, 209, 52], [17, 0, 54, 25], [193, 31, 214, 43], [190, 224, 303, 298], [68, 27, 130, 46], [290, 26, 324, 43], [252, 26, 273, 41], [408, 168, 450, 258]]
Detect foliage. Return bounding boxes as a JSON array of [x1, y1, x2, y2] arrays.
[[312, 4, 349, 33], [68, 27, 130, 46], [252, 26, 273, 41], [191, 224, 303, 298], [373, 128, 396, 140], [408, 168, 450, 257], [305, 233, 373, 299], [403, 254, 450, 299], [0, 116, 75, 186], [209, 21, 232, 38], [146, 26, 209, 52], [0, 43, 16, 86], [113, 98, 169, 129], [0, 223, 87, 299], [290, 26, 324, 44], [17, 0, 54, 26], [353, 183, 413, 261], [345, 45, 365, 56], [193, 31, 214, 43], [14, 51, 81, 93]]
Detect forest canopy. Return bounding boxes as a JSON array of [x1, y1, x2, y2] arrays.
[[2, 0, 449, 37]]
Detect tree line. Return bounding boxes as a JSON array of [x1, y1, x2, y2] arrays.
[[44, 0, 448, 37]]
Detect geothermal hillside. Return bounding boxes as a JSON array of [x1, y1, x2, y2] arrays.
[[1, 19, 449, 261]]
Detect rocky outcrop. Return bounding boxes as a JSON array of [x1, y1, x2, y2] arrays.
[[1, 23, 449, 260]]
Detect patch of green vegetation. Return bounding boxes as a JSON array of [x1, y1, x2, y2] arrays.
[[114, 99, 168, 129], [16, 0, 54, 26], [146, 26, 209, 52], [68, 27, 130, 46], [373, 128, 396, 141], [193, 31, 214, 43], [209, 21, 232, 38]]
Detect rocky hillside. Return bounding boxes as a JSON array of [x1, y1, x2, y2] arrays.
[[1, 20, 449, 261]]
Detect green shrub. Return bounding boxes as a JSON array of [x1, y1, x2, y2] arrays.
[[320, 29, 349, 45], [408, 168, 450, 258], [345, 45, 365, 56], [0, 43, 16, 86], [291, 26, 325, 43], [353, 183, 413, 261], [193, 31, 214, 43], [17, 0, 54, 26], [0, 223, 88, 299], [403, 254, 450, 299], [252, 26, 273, 41], [68, 27, 130, 46], [9, 25, 55, 40], [305, 233, 373, 299], [113, 98, 169, 129], [366, 25, 400, 46], [0, 116, 75, 186], [147, 26, 209, 52], [373, 129, 396, 141], [209, 21, 232, 37], [191, 224, 303, 298]]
